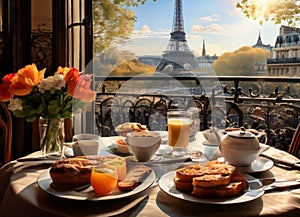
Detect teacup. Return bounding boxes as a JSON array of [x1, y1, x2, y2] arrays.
[[71, 134, 100, 156], [72, 134, 100, 141], [72, 140, 100, 156], [202, 142, 221, 160]]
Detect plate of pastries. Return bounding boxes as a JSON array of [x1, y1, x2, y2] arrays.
[[158, 160, 264, 204], [37, 155, 155, 201], [114, 122, 147, 137]]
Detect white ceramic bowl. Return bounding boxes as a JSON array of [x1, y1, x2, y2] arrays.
[[127, 131, 162, 162]]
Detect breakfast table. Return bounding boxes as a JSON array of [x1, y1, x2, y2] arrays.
[[0, 131, 300, 217]]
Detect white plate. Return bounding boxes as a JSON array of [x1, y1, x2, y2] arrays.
[[159, 171, 264, 204], [37, 168, 156, 201], [236, 156, 274, 173]]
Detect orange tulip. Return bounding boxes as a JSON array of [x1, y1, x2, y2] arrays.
[[10, 64, 45, 96]]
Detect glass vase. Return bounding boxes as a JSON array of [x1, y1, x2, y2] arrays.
[[39, 118, 65, 158]]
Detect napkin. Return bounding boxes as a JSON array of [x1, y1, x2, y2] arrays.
[[261, 145, 300, 170]]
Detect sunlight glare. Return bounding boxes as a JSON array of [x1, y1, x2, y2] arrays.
[[250, 0, 275, 18]]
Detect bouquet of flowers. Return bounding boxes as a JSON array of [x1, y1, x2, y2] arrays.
[[0, 64, 96, 157], [0, 64, 96, 121]]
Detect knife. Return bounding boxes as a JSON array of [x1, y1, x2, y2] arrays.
[[143, 156, 193, 165], [264, 179, 300, 192], [16, 157, 59, 162]]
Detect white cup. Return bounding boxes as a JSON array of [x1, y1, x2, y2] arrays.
[[202, 143, 219, 160], [72, 140, 100, 156], [72, 134, 100, 156], [72, 134, 100, 141]]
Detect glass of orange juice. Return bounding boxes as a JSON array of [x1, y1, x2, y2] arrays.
[[90, 164, 118, 196], [167, 110, 192, 156]]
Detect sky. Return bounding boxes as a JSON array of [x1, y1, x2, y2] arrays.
[[120, 0, 284, 57]]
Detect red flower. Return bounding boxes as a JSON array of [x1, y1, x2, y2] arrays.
[[0, 73, 16, 102], [0, 82, 13, 102], [2, 73, 16, 83]]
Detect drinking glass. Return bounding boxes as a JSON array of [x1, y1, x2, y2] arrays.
[[167, 110, 192, 156], [90, 164, 118, 196]]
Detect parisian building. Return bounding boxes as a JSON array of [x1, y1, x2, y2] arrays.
[[267, 25, 300, 77]]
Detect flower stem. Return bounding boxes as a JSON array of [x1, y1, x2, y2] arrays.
[[40, 118, 64, 158]]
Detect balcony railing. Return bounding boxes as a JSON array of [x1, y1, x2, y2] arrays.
[[94, 74, 300, 154], [267, 58, 300, 64]]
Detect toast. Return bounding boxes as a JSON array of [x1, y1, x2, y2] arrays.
[[176, 160, 235, 182], [174, 177, 193, 192], [192, 171, 248, 198], [192, 180, 245, 198], [176, 164, 203, 182], [118, 164, 152, 191], [174, 161, 248, 198], [192, 174, 232, 188]]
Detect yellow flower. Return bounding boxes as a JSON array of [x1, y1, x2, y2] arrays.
[[56, 66, 71, 77], [10, 64, 45, 96]]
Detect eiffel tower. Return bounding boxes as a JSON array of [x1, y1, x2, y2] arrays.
[[156, 0, 197, 72]]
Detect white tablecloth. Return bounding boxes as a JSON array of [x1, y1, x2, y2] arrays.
[[1, 132, 300, 217]]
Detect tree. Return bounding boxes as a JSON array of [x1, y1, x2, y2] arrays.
[[213, 46, 271, 76], [93, 0, 155, 53], [236, 0, 300, 26]]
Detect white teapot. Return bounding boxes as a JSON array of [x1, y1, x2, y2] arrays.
[[219, 127, 267, 166]]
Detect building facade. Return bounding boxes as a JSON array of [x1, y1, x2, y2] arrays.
[[251, 31, 272, 76], [267, 25, 300, 77]]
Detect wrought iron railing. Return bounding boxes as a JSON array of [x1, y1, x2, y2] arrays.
[[267, 58, 300, 64], [94, 74, 300, 153]]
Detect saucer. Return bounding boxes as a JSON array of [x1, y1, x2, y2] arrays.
[[236, 156, 274, 173], [155, 145, 172, 156], [217, 156, 274, 173]]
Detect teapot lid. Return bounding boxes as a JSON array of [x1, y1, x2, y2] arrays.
[[228, 127, 255, 139]]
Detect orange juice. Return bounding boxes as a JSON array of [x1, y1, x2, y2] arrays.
[[90, 165, 118, 196], [168, 119, 191, 148]]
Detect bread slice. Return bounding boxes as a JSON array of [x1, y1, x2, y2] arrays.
[[174, 177, 193, 193], [118, 164, 151, 191], [192, 174, 232, 188], [230, 171, 248, 191], [176, 161, 235, 182], [174, 161, 247, 199], [201, 160, 236, 175], [192, 181, 245, 198], [176, 164, 203, 182], [191, 171, 248, 198]]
